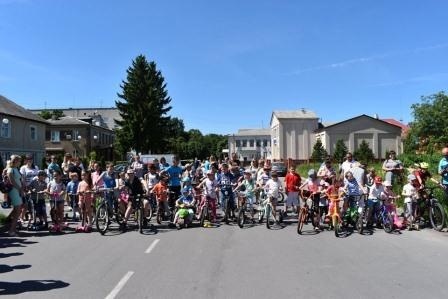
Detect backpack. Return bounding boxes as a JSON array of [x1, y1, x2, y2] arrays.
[[0, 174, 13, 194]]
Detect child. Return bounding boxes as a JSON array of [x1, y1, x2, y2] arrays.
[[47, 170, 66, 232], [66, 172, 80, 221], [152, 173, 170, 221], [318, 180, 330, 225], [343, 171, 365, 214], [299, 170, 321, 227], [383, 180, 402, 228], [77, 171, 94, 232], [28, 170, 49, 228], [402, 174, 419, 230], [197, 170, 218, 223], [264, 171, 283, 222], [173, 188, 196, 229], [236, 170, 256, 216]]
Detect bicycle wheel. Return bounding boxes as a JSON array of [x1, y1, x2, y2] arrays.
[[382, 211, 394, 233], [258, 206, 264, 223], [356, 213, 364, 234], [278, 192, 285, 203], [297, 208, 306, 235], [200, 205, 207, 227], [429, 201, 446, 231], [266, 204, 273, 229], [224, 198, 230, 225], [238, 207, 245, 228], [137, 205, 143, 233], [333, 215, 341, 237], [96, 202, 109, 235]]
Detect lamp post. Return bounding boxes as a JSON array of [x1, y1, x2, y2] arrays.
[[2, 118, 9, 124]]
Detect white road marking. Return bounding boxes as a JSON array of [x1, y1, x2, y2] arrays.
[[145, 239, 160, 254], [105, 271, 134, 299]]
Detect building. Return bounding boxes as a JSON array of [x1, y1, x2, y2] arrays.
[[30, 107, 121, 130], [0, 95, 47, 165], [227, 129, 271, 162], [315, 114, 402, 159], [270, 109, 319, 161], [45, 116, 115, 161]]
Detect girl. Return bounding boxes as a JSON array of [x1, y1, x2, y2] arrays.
[[7, 155, 23, 236], [47, 170, 66, 232], [197, 170, 218, 223], [77, 170, 94, 232], [236, 170, 256, 217], [402, 174, 419, 230]]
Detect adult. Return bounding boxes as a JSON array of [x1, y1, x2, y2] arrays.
[[284, 166, 301, 215], [7, 155, 23, 236], [130, 155, 144, 179], [438, 147, 448, 196], [20, 154, 39, 221], [61, 153, 74, 177], [351, 162, 367, 192], [340, 152, 357, 178], [165, 156, 183, 209], [159, 157, 170, 172], [382, 150, 403, 185], [91, 162, 104, 188], [47, 155, 61, 181], [122, 169, 145, 230], [68, 157, 82, 181], [249, 159, 259, 181], [317, 159, 336, 184]]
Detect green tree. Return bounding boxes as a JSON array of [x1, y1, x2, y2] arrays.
[[38, 109, 65, 120], [311, 139, 328, 162], [354, 140, 374, 163], [406, 92, 448, 152], [38, 110, 52, 120], [333, 139, 348, 163], [115, 55, 172, 155]]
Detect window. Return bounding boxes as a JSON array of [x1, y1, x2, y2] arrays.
[[263, 139, 268, 147], [1, 121, 11, 138], [249, 140, 254, 147], [30, 126, 37, 140], [256, 140, 261, 147], [73, 130, 80, 141], [51, 130, 60, 142], [236, 140, 241, 147], [242, 140, 247, 147]]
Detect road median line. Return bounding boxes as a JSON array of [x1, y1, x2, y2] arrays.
[[145, 238, 160, 254], [105, 271, 134, 299]]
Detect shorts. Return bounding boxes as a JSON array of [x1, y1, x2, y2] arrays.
[[285, 191, 299, 207], [35, 201, 47, 217]]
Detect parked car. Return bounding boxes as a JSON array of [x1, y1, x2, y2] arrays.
[[271, 162, 287, 177]]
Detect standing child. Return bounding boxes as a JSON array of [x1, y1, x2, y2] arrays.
[[66, 172, 80, 221], [28, 170, 49, 229], [47, 170, 66, 232], [402, 174, 419, 230], [264, 171, 283, 223], [300, 169, 322, 231], [198, 170, 218, 223], [284, 167, 301, 216], [77, 171, 94, 232], [236, 170, 256, 217]]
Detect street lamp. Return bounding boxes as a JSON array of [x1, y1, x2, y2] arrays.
[[2, 118, 9, 124]]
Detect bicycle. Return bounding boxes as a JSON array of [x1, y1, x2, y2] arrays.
[[237, 191, 255, 228], [220, 185, 235, 225], [258, 195, 282, 229], [412, 186, 446, 231], [328, 193, 344, 237], [297, 190, 319, 235], [26, 190, 47, 231], [95, 188, 125, 235]]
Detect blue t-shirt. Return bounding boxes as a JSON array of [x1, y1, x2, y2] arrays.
[[66, 180, 79, 194], [217, 172, 234, 190], [166, 165, 182, 187], [439, 157, 448, 184], [102, 171, 116, 188]]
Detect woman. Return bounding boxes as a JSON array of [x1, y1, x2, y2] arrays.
[[382, 151, 403, 185], [7, 155, 24, 236], [20, 154, 39, 221]]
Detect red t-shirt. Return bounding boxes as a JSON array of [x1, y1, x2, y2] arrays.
[[285, 172, 301, 192]]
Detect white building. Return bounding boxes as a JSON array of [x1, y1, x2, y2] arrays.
[[227, 129, 271, 162]]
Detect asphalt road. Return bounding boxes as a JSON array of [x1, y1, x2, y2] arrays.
[[2, 205, 448, 299]]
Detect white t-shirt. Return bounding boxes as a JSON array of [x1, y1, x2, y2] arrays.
[[341, 160, 356, 176], [402, 183, 417, 203], [20, 165, 39, 187], [145, 172, 159, 189], [204, 178, 218, 199], [265, 179, 282, 198]]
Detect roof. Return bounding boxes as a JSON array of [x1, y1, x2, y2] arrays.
[[272, 109, 318, 119], [381, 119, 410, 134], [0, 95, 48, 124], [315, 114, 402, 132], [235, 128, 271, 136], [47, 116, 90, 126]]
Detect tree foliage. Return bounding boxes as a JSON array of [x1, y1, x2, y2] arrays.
[[354, 140, 374, 163], [38, 109, 64, 120], [333, 139, 348, 163], [405, 92, 448, 153], [311, 139, 328, 162], [115, 55, 172, 155]]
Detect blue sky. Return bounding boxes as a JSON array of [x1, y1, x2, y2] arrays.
[[1, 0, 448, 134]]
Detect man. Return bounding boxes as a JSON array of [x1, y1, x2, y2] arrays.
[[122, 169, 145, 230], [438, 147, 448, 196], [165, 156, 183, 209], [131, 155, 144, 179], [340, 152, 356, 178], [47, 155, 61, 181], [217, 163, 236, 214]]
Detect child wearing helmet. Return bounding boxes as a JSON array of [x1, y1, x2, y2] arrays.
[[173, 187, 196, 228], [413, 162, 432, 190], [402, 174, 419, 229], [236, 170, 256, 215], [366, 176, 386, 227], [299, 169, 321, 231]]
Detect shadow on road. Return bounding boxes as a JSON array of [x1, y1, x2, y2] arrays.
[[0, 264, 31, 274], [0, 237, 38, 249], [0, 279, 70, 295], [0, 252, 23, 259]]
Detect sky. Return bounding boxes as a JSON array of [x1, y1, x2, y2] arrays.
[[1, 0, 448, 134]]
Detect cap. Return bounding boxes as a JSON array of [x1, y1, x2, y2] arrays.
[[407, 174, 416, 181], [383, 180, 392, 187], [308, 169, 316, 176]]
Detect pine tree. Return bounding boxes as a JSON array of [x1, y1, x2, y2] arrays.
[[115, 55, 172, 155], [354, 140, 375, 163], [311, 139, 328, 162], [333, 139, 348, 163]]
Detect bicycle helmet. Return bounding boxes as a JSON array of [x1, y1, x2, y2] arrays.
[[419, 162, 429, 169], [407, 174, 416, 181], [307, 169, 317, 177]]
